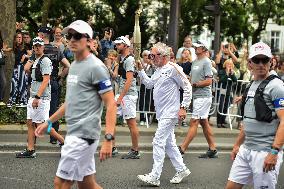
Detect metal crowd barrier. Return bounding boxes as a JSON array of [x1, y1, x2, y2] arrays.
[[115, 76, 251, 129]]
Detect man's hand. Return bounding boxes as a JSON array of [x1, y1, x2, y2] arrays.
[[178, 108, 187, 121], [32, 98, 40, 108], [99, 141, 112, 162], [34, 122, 48, 137], [116, 96, 123, 106], [230, 145, 240, 160], [263, 153, 278, 173], [234, 96, 242, 104], [136, 60, 143, 71]]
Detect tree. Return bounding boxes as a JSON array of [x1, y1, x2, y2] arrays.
[[0, 0, 16, 102]]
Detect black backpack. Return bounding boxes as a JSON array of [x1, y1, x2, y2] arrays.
[[30, 55, 46, 82], [118, 54, 137, 79], [240, 74, 281, 122]]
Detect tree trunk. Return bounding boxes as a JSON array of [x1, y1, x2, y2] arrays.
[[0, 0, 16, 103], [41, 0, 52, 26], [252, 27, 262, 44]]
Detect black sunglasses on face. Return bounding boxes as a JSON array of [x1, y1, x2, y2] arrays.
[[148, 53, 161, 60], [251, 57, 270, 64], [66, 32, 88, 40]]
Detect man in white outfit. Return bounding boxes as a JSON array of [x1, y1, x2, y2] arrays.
[[136, 42, 192, 187]]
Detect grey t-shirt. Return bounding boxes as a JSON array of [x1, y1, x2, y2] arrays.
[[243, 77, 284, 151], [119, 55, 138, 96], [30, 56, 52, 99], [65, 54, 112, 140], [190, 57, 213, 99]]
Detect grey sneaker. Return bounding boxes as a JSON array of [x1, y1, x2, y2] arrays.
[[15, 149, 36, 158], [121, 149, 140, 159], [198, 149, 218, 158], [112, 147, 118, 156], [137, 173, 160, 186], [170, 168, 191, 184]]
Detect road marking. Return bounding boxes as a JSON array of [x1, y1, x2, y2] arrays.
[[0, 151, 232, 154], [0, 176, 36, 183]]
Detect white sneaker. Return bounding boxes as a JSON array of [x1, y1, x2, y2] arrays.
[[137, 173, 160, 186], [170, 168, 191, 184], [140, 121, 145, 126]]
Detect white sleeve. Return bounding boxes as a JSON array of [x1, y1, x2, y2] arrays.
[[138, 70, 154, 89], [170, 63, 192, 108]]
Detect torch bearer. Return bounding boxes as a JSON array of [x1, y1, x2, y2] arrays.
[[133, 6, 142, 62]]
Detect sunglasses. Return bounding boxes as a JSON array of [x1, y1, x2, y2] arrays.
[[66, 32, 88, 40], [251, 57, 270, 64], [148, 53, 161, 60]]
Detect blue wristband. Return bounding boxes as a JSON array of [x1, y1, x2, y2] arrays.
[[47, 120, 52, 134], [270, 149, 279, 155]]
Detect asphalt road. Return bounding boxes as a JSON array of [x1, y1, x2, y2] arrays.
[[0, 152, 283, 189]]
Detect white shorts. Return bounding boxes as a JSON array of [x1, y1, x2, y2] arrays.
[[26, 98, 50, 123], [228, 145, 283, 188], [119, 95, 138, 120], [192, 97, 212, 119], [56, 136, 99, 181]]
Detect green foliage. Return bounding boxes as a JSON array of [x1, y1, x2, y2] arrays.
[[0, 106, 26, 124]]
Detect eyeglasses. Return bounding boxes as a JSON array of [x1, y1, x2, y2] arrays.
[[251, 57, 270, 64], [148, 53, 161, 60], [66, 32, 89, 40]]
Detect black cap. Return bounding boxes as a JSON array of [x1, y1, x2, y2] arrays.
[[38, 27, 52, 34]]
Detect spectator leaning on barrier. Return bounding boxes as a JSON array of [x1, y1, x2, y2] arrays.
[[7, 32, 29, 107], [114, 36, 140, 159], [16, 37, 64, 158], [277, 59, 284, 81], [226, 42, 284, 189], [176, 35, 197, 62], [0, 30, 8, 105], [217, 59, 237, 128], [136, 42, 192, 186], [51, 26, 65, 54], [178, 40, 219, 158], [139, 50, 155, 126], [215, 42, 239, 72], [104, 49, 119, 94], [177, 48, 192, 127]]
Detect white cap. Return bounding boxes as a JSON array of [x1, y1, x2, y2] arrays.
[[62, 20, 93, 39], [249, 42, 272, 59], [192, 40, 209, 50], [114, 36, 131, 47], [32, 37, 44, 46]]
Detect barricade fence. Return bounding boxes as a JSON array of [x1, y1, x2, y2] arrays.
[[116, 78, 251, 129]]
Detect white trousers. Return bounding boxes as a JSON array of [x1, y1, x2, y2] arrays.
[[150, 118, 187, 179]]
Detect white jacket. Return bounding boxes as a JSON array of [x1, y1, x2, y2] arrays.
[[138, 62, 192, 119]]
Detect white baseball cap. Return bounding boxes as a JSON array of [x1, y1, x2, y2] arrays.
[[192, 40, 209, 50], [249, 42, 272, 59], [32, 37, 44, 46], [114, 36, 131, 47], [62, 20, 93, 39]]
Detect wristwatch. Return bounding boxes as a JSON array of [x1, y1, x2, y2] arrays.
[[35, 95, 41, 99], [105, 134, 115, 141]]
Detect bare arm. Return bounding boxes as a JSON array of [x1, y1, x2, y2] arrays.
[[100, 90, 117, 161], [119, 71, 133, 98], [272, 109, 284, 149], [36, 75, 50, 97], [24, 60, 33, 74], [59, 58, 70, 78], [230, 127, 246, 160], [195, 78, 213, 87]]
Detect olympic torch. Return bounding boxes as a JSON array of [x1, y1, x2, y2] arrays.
[[133, 7, 142, 62]]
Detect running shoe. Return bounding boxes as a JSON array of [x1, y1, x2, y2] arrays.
[[121, 149, 140, 159], [170, 168, 191, 184], [137, 173, 160, 186], [198, 149, 218, 158], [15, 149, 36, 158]]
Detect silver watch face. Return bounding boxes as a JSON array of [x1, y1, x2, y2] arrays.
[[105, 134, 113, 140]]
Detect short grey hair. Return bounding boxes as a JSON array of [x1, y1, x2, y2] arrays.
[[152, 42, 171, 57]]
